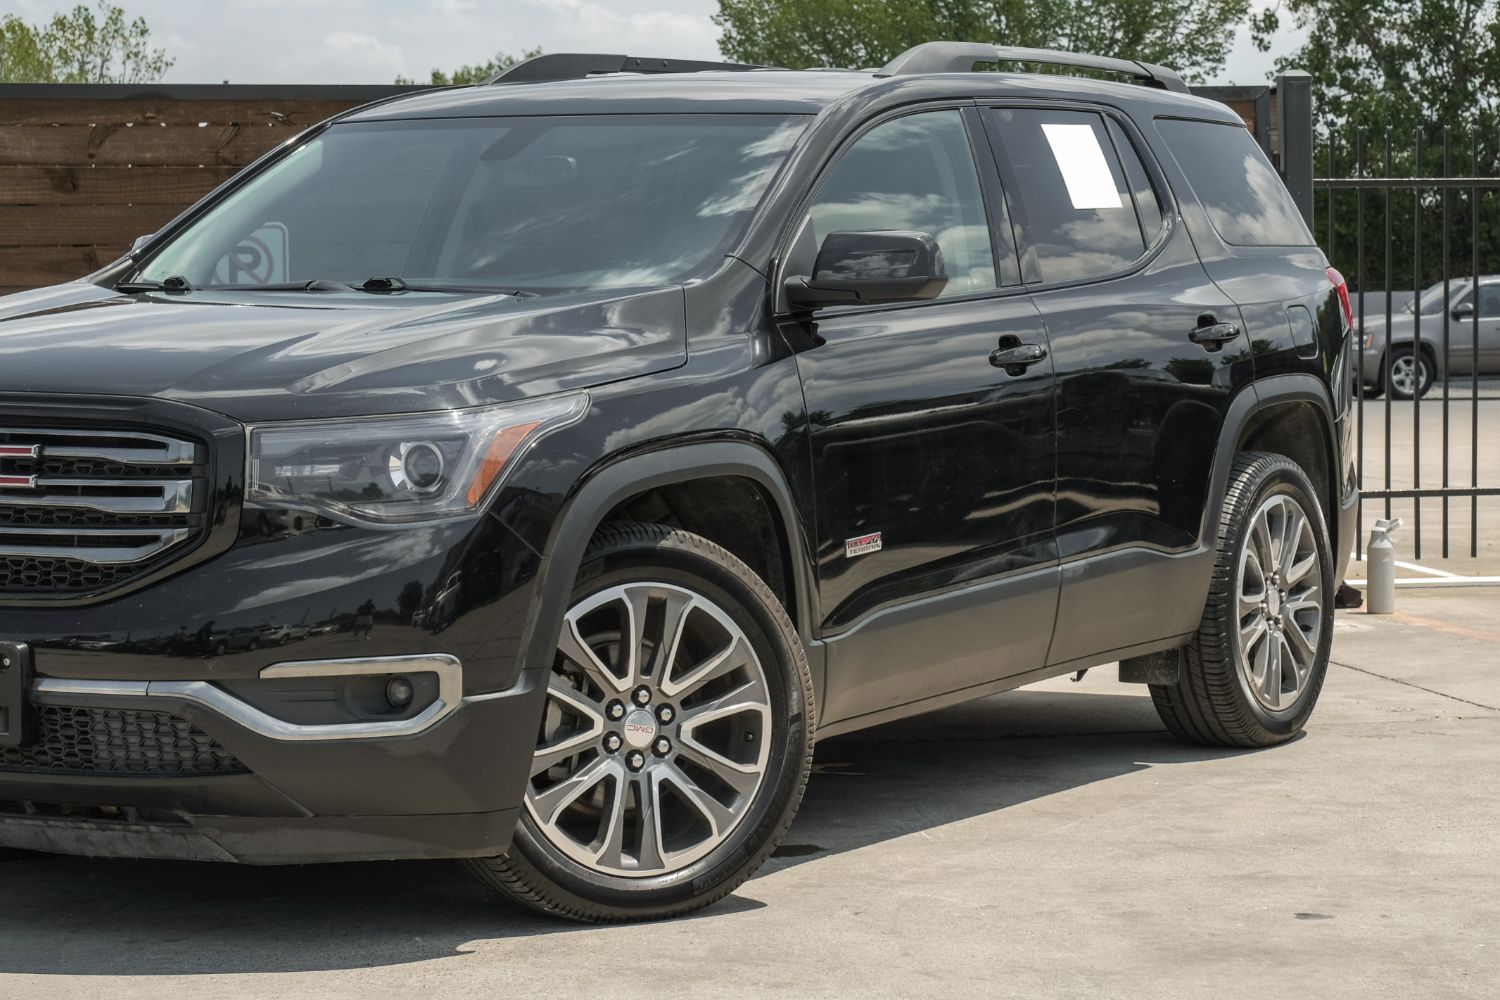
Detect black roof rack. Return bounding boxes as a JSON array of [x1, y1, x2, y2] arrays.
[[877, 42, 1189, 95], [486, 53, 770, 86]]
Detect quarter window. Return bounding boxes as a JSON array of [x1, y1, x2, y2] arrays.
[[807, 110, 997, 298], [1157, 118, 1314, 248], [985, 108, 1154, 283]]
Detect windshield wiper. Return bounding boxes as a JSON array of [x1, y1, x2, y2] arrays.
[[116, 275, 192, 293], [210, 279, 358, 292], [358, 276, 525, 295]]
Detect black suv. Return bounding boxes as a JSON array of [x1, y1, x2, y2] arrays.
[[0, 44, 1358, 922]]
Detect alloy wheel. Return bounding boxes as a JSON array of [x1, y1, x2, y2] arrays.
[[1389, 354, 1426, 397], [1234, 493, 1324, 710], [526, 582, 772, 877]]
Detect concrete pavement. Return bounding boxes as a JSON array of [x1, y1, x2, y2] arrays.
[[1, 588, 1495, 999]]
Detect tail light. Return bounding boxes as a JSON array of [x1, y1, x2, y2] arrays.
[[1327, 266, 1354, 330]]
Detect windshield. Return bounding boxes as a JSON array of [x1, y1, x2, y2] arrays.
[[134, 114, 807, 293], [1404, 279, 1472, 314]]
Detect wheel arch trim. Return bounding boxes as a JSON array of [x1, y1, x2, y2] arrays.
[[1210, 374, 1340, 550], [515, 439, 819, 686]]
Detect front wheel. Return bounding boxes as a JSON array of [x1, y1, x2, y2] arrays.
[[1150, 453, 1334, 747], [467, 523, 815, 922]]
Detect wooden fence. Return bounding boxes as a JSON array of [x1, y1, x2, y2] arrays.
[[0, 81, 1272, 297], [0, 84, 421, 295]]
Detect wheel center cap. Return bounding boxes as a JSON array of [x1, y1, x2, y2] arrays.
[[1267, 588, 1282, 616], [622, 710, 658, 750]]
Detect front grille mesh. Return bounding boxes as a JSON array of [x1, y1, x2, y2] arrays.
[[0, 556, 134, 592], [0, 426, 207, 598], [0, 705, 247, 776]]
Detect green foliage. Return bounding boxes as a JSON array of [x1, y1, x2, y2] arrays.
[[396, 48, 543, 86], [713, 0, 1251, 82], [0, 2, 172, 83], [1257, 2, 1500, 291]]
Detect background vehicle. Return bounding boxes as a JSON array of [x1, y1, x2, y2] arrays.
[[1357, 276, 1500, 398], [0, 44, 1355, 922]]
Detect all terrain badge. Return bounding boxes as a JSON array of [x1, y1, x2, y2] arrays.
[[844, 531, 883, 558]]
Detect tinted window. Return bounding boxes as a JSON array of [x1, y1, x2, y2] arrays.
[[809, 110, 997, 298], [986, 108, 1148, 282], [137, 115, 806, 293], [1108, 118, 1165, 244], [1157, 118, 1314, 247]]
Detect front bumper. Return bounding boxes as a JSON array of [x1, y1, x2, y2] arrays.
[[0, 661, 542, 863], [0, 510, 551, 864]]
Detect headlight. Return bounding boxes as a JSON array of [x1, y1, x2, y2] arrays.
[[247, 393, 587, 524]]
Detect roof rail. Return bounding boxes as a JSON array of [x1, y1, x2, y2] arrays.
[[486, 52, 769, 86], [877, 42, 1189, 95]]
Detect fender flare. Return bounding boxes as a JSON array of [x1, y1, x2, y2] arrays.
[[1203, 374, 1339, 545], [513, 439, 819, 683]]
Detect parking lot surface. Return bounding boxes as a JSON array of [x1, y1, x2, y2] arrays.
[[1, 587, 1495, 999]]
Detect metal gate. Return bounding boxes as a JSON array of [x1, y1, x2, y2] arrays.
[[1316, 129, 1500, 561]]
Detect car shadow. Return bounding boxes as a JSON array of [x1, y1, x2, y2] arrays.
[[0, 686, 1264, 977]]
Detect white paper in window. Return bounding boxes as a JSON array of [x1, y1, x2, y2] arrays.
[[1040, 123, 1123, 210]]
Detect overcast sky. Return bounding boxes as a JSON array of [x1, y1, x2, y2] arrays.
[[8, 0, 1306, 86]]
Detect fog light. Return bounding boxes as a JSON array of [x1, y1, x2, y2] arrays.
[[385, 675, 415, 709]]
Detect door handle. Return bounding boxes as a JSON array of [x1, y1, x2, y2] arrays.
[[1190, 319, 1241, 349], [989, 342, 1048, 375]]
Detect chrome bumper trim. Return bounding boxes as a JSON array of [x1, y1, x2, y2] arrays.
[[32, 654, 464, 743]]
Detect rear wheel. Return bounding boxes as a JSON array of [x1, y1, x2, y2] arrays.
[[1384, 346, 1434, 400], [1150, 453, 1334, 747], [467, 523, 814, 922]]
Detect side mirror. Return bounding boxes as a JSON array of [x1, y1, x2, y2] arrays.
[[784, 230, 947, 310], [1452, 300, 1475, 321], [130, 233, 156, 255]]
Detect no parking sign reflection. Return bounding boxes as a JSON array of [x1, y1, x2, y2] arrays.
[[213, 222, 289, 285]]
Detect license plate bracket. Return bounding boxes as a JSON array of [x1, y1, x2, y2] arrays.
[[0, 642, 31, 748]]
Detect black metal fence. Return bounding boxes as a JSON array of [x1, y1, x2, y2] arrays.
[[1317, 127, 1500, 560]]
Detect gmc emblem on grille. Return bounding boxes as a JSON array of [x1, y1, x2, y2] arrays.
[[0, 444, 40, 490]]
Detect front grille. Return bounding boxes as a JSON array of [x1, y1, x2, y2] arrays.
[[0, 426, 206, 597], [0, 705, 247, 776]]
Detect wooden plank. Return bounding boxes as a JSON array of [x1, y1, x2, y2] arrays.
[[1222, 98, 1258, 135], [0, 123, 295, 166], [0, 165, 236, 205], [0, 98, 364, 128], [0, 246, 116, 286], [0, 204, 178, 246]]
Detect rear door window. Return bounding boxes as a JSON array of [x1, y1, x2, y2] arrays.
[[1156, 118, 1314, 247], [982, 108, 1157, 283]]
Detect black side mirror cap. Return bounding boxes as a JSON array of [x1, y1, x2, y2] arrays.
[[1452, 301, 1476, 321], [784, 230, 948, 310]]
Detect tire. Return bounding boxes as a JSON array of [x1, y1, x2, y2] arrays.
[[1150, 453, 1334, 748], [1383, 346, 1434, 400], [467, 522, 816, 922]]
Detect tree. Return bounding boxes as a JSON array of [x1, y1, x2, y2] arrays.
[[714, 0, 1250, 83], [1253, 2, 1500, 291], [1253, 0, 1500, 137], [0, 2, 172, 83], [396, 48, 543, 86]]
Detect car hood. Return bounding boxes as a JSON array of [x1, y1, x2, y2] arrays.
[[0, 282, 686, 421]]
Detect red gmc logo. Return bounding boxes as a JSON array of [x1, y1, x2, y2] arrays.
[[0, 444, 39, 490]]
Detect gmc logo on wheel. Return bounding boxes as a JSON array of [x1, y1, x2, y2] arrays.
[[625, 722, 656, 736]]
